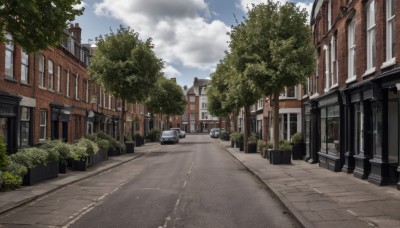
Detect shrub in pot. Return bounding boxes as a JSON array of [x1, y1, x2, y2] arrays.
[[238, 133, 244, 151], [39, 139, 71, 173], [69, 141, 89, 171], [270, 140, 292, 165], [247, 133, 257, 153], [291, 132, 305, 160], [230, 132, 239, 148]]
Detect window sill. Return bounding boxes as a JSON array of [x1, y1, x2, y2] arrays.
[[330, 84, 338, 90], [381, 58, 396, 69], [310, 93, 319, 99], [48, 89, 55, 93], [20, 82, 32, 87], [324, 88, 330, 93], [345, 76, 357, 84], [38, 86, 47, 90], [362, 67, 376, 78], [5, 77, 18, 83]]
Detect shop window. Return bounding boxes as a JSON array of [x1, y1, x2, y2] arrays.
[[5, 33, 14, 79], [354, 103, 364, 155], [21, 50, 29, 83], [372, 102, 382, 157], [20, 107, 31, 147], [320, 105, 340, 155], [40, 109, 47, 140], [388, 96, 399, 163]]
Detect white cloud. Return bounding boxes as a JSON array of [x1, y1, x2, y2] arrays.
[[93, 0, 230, 71], [163, 65, 182, 79], [238, 0, 313, 22]]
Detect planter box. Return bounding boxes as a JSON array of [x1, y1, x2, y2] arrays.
[[59, 162, 67, 174], [87, 151, 104, 167], [23, 161, 59, 186], [269, 150, 291, 165], [107, 148, 121, 156], [292, 143, 305, 160], [71, 158, 88, 171], [239, 142, 244, 151], [247, 143, 257, 153], [125, 141, 135, 153]]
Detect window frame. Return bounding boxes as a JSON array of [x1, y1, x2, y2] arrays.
[[57, 65, 61, 93], [5, 33, 14, 79], [39, 55, 45, 88], [66, 69, 70, 97], [366, 0, 376, 72], [20, 49, 29, 83], [324, 45, 330, 92], [48, 60, 54, 91], [347, 19, 357, 82], [330, 35, 338, 87], [39, 109, 47, 141], [383, 0, 396, 66]]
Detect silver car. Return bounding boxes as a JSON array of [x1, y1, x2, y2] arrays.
[[160, 130, 179, 145]]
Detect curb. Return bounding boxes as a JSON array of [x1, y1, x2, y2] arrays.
[[218, 140, 313, 228]]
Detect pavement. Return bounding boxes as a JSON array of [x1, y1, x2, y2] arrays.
[[218, 139, 400, 228], [2, 139, 400, 228]]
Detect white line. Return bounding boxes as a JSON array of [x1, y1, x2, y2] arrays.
[[347, 209, 357, 216], [183, 180, 187, 188], [188, 162, 194, 174]]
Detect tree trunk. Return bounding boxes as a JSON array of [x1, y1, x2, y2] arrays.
[[273, 91, 280, 150], [166, 114, 170, 129], [232, 110, 238, 132], [119, 99, 126, 144], [225, 114, 231, 133], [244, 106, 251, 153]]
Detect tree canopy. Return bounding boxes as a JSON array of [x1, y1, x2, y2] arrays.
[[89, 26, 163, 142], [0, 0, 84, 53]]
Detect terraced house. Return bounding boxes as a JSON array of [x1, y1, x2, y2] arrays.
[[0, 24, 147, 154], [304, 0, 400, 188]]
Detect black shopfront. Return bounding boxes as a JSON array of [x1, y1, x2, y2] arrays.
[[0, 93, 21, 153], [50, 104, 72, 142]]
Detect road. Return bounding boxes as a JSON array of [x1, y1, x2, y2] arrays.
[[0, 135, 299, 228]]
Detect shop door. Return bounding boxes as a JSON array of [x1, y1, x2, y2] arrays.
[[62, 122, 68, 142]]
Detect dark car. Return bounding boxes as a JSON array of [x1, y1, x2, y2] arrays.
[[160, 130, 179, 145]]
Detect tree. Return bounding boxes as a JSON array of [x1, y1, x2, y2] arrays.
[[243, 2, 315, 149], [89, 26, 163, 143], [0, 0, 84, 53], [146, 76, 187, 130]]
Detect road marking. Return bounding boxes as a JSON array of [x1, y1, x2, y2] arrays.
[[188, 162, 194, 174], [183, 180, 187, 188], [347, 209, 357, 216]]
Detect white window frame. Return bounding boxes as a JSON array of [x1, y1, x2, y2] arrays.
[[347, 19, 357, 83], [365, 0, 376, 74], [85, 80, 89, 102], [201, 102, 207, 109], [57, 66, 61, 93], [21, 49, 29, 83], [330, 35, 338, 88], [66, 70, 70, 97], [315, 58, 319, 95], [328, 0, 332, 29], [98, 87, 102, 107], [48, 60, 54, 91], [324, 45, 330, 92], [40, 109, 47, 141], [108, 95, 112, 109], [280, 86, 296, 98], [382, 0, 396, 68], [39, 55, 45, 87], [75, 74, 79, 100], [5, 33, 14, 79]]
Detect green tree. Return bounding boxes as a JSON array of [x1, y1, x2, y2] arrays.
[[146, 76, 187, 130], [89, 26, 163, 143], [0, 0, 84, 53], [242, 2, 315, 149]]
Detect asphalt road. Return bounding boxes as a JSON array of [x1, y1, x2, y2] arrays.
[[0, 135, 299, 228]]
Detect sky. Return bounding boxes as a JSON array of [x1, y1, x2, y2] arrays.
[[74, 0, 314, 88]]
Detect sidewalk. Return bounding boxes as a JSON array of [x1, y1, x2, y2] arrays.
[[219, 140, 400, 228], [0, 142, 161, 215]]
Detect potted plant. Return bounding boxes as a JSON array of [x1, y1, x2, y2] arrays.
[[230, 132, 238, 148], [97, 139, 110, 161], [257, 140, 267, 158], [134, 133, 143, 147], [238, 133, 244, 151], [291, 132, 305, 160], [69, 139, 91, 171], [10, 147, 59, 185], [247, 133, 257, 153], [39, 139, 71, 174], [269, 140, 292, 165]]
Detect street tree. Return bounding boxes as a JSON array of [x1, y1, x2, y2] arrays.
[[243, 2, 315, 149], [89, 26, 163, 143], [0, 0, 84, 53], [146, 76, 187, 130]]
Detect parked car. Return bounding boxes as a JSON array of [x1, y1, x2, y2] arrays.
[[160, 130, 180, 144], [210, 128, 220, 138], [171, 128, 185, 138]]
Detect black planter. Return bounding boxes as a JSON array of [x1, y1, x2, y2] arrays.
[[23, 161, 59, 185], [239, 142, 244, 151], [231, 140, 235, 148], [107, 148, 121, 156], [235, 141, 239, 148], [247, 143, 257, 153], [292, 143, 305, 160], [270, 150, 291, 165], [71, 158, 87, 171], [125, 141, 135, 153], [59, 162, 67, 174], [101, 149, 108, 161]]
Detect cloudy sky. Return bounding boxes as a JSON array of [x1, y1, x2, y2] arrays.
[[74, 0, 313, 87]]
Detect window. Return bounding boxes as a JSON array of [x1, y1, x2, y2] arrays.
[[257, 98, 263, 110], [328, 0, 332, 29], [21, 50, 29, 83], [20, 107, 31, 147], [190, 114, 195, 120], [385, 0, 395, 63], [98, 87, 102, 107], [201, 112, 208, 119], [201, 102, 207, 109], [48, 60, 54, 90], [315, 58, 319, 94], [39, 55, 45, 87], [57, 66, 61, 93], [324, 45, 330, 91], [5, 33, 14, 78], [108, 95, 112, 108], [190, 104, 195, 111], [74, 74, 79, 100], [366, 0, 376, 71], [281, 86, 296, 98], [189, 96, 195, 102], [280, 113, 298, 141], [330, 35, 338, 86], [320, 105, 340, 155], [84, 80, 89, 102], [66, 70, 70, 97], [347, 19, 356, 81], [40, 109, 47, 140], [354, 103, 364, 155]]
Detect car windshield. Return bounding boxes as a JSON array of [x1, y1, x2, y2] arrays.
[[162, 131, 174, 136]]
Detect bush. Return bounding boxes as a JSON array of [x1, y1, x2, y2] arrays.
[[1, 171, 23, 190], [146, 129, 160, 142], [0, 136, 9, 171], [230, 132, 239, 141], [238, 133, 244, 142], [78, 138, 99, 156], [248, 133, 257, 144], [115, 141, 126, 153], [10, 147, 49, 169], [69, 143, 88, 161], [6, 160, 27, 177], [257, 140, 267, 151], [39, 139, 70, 164], [279, 140, 292, 151], [291, 132, 303, 144], [97, 139, 110, 151]]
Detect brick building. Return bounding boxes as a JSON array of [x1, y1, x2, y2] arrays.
[[0, 24, 147, 153], [304, 0, 400, 187]]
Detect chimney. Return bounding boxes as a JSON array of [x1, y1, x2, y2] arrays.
[[69, 23, 82, 44], [184, 85, 187, 90]]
